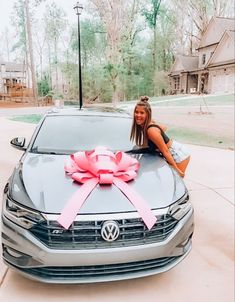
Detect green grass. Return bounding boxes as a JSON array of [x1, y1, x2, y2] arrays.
[[167, 126, 234, 150], [151, 93, 234, 107], [10, 114, 42, 124]]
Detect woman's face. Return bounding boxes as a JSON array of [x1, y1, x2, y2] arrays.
[[134, 105, 147, 126]]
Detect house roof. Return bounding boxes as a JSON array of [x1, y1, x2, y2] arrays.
[[181, 55, 199, 70], [169, 55, 199, 75], [0, 62, 26, 72], [207, 30, 235, 67], [169, 17, 235, 76], [198, 17, 235, 49], [215, 17, 235, 31]]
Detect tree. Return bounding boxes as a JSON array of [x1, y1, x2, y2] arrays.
[[141, 0, 162, 71], [171, 0, 234, 53], [43, 2, 66, 97], [90, 0, 141, 104], [11, 0, 27, 57], [154, 4, 176, 71], [34, 23, 47, 81], [11, 0, 28, 90], [25, 0, 38, 104], [37, 74, 50, 96], [0, 28, 11, 61], [8, 0, 234, 104], [11, 0, 46, 104]]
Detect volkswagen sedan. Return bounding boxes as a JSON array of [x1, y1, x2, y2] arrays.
[[1, 107, 194, 283]]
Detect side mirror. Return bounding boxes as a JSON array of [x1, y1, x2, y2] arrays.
[[10, 137, 26, 151]]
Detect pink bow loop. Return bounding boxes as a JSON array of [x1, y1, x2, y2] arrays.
[[99, 173, 114, 184], [115, 151, 139, 171], [57, 147, 157, 230]]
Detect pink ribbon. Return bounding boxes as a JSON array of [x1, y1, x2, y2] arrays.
[[57, 146, 157, 230]]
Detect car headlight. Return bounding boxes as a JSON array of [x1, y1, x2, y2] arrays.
[[168, 192, 192, 220], [3, 195, 45, 229]]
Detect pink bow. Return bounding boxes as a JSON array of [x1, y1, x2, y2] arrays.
[[57, 146, 157, 230]]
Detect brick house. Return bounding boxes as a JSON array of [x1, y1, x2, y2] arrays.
[[169, 17, 235, 94]]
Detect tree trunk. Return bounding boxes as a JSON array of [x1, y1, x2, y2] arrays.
[[153, 24, 157, 70], [54, 37, 59, 96], [25, 0, 38, 105], [48, 43, 52, 90]]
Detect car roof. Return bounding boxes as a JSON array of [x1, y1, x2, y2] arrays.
[[45, 106, 131, 118]]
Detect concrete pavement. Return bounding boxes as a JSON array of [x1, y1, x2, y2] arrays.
[[0, 116, 234, 302]]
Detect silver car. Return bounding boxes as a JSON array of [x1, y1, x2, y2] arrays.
[[1, 107, 194, 283]]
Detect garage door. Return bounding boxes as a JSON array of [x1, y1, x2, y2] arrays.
[[211, 74, 235, 94], [225, 74, 235, 93]]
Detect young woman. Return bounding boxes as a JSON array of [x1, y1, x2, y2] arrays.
[[130, 96, 190, 177]]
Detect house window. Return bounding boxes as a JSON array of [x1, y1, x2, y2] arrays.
[[202, 54, 206, 65], [174, 77, 180, 90]]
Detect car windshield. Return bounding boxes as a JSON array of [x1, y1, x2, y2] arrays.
[[31, 115, 135, 154]]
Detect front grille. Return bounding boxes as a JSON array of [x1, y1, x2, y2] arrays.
[[18, 256, 180, 280], [29, 214, 178, 249]]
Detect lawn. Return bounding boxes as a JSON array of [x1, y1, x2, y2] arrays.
[[167, 126, 233, 150], [151, 93, 234, 107], [10, 114, 42, 124]]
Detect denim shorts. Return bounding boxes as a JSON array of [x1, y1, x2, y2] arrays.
[[169, 140, 190, 163]]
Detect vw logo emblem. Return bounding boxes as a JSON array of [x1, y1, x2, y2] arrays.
[[101, 221, 120, 242]]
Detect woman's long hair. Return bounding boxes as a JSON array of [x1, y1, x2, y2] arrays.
[[130, 96, 152, 146]]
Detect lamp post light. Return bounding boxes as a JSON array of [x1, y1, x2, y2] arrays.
[[73, 2, 83, 109]]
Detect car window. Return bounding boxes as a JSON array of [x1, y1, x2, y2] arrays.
[[31, 115, 134, 154]]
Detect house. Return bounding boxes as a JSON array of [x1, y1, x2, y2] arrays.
[[0, 61, 32, 99], [168, 55, 199, 94], [169, 17, 235, 95]]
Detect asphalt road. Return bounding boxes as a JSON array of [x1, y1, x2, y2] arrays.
[[0, 106, 51, 116]]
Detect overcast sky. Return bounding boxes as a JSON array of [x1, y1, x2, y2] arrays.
[[0, 0, 84, 33]]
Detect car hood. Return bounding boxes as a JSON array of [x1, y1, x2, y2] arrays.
[[10, 152, 186, 214]]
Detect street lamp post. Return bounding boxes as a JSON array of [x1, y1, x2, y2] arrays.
[[73, 2, 83, 109]]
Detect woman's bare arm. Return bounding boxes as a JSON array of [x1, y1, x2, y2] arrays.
[[147, 127, 184, 177]]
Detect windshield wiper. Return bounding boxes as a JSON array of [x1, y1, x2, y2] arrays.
[[126, 147, 151, 154], [30, 147, 67, 155], [126, 148, 162, 155]]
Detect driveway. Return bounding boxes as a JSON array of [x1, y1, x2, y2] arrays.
[[0, 115, 234, 302]]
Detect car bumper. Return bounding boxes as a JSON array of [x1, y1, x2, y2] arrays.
[[1, 208, 194, 283]]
